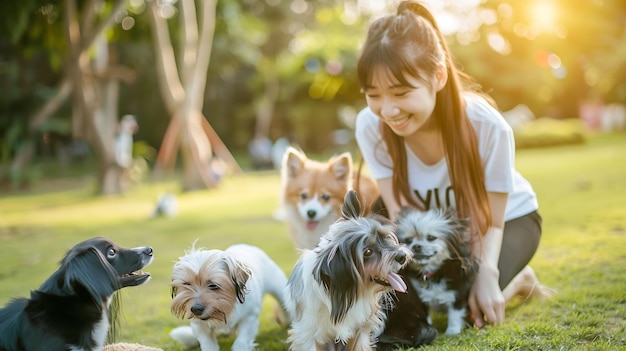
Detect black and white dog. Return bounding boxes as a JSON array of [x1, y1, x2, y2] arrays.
[[0, 237, 153, 351], [285, 190, 411, 351], [393, 207, 479, 336]]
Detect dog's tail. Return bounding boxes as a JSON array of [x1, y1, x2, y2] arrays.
[[169, 326, 199, 349], [261, 259, 294, 328], [264, 264, 294, 327]]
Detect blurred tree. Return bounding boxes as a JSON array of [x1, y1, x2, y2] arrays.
[[2, 0, 140, 194], [447, 0, 626, 118], [204, 0, 357, 152], [146, 0, 244, 191], [272, 3, 370, 151], [3, 0, 625, 191], [0, 0, 67, 186]]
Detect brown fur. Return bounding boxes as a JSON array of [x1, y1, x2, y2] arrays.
[[281, 147, 380, 249], [170, 251, 250, 322]]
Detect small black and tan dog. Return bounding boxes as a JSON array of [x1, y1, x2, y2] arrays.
[[0, 237, 153, 351]]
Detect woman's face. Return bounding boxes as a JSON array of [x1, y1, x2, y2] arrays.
[[364, 66, 442, 137]]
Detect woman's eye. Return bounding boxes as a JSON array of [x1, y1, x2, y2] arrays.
[[395, 91, 409, 97]]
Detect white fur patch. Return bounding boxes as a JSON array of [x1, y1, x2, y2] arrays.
[[296, 195, 334, 221], [414, 279, 457, 309], [445, 308, 466, 335]]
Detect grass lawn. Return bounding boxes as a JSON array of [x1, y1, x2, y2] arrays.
[[1, 133, 625, 350]]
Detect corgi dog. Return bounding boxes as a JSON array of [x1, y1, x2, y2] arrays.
[[280, 146, 379, 250]]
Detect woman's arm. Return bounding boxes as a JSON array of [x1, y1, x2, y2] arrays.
[[468, 191, 508, 327]]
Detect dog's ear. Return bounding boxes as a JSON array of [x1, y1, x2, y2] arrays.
[[224, 256, 251, 304], [42, 247, 120, 305], [449, 215, 471, 241], [341, 189, 362, 220], [446, 215, 477, 272], [328, 152, 353, 182], [283, 147, 306, 178], [313, 240, 361, 324]]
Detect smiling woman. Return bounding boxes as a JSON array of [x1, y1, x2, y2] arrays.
[[354, 0, 555, 333]]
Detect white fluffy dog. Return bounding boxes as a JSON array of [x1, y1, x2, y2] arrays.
[[169, 244, 290, 351], [285, 190, 411, 351]]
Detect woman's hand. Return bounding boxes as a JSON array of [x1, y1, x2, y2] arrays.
[[468, 263, 505, 328]]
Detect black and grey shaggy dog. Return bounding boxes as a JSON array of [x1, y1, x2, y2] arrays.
[[0, 237, 153, 351], [394, 207, 479, 336]]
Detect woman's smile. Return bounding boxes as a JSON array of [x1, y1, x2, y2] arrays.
[[385, 114, 413, 129]]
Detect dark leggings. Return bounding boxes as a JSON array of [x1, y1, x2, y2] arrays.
[[498, 210, 542, 289], [370, 198, 542, 289]]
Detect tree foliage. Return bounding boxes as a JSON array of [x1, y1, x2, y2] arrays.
[[448, 0, 626, 117], [1, 0, 625, 189]]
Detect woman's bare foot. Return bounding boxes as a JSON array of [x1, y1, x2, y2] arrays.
[[503, 266, 557, 303]]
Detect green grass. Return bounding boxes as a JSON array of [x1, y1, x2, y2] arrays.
[[1, 133, 625, 350]]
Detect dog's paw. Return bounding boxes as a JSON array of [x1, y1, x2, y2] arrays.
[[444, 327, 462, 335], [415, 324, 438, 345], [169, 326, 200, 349]]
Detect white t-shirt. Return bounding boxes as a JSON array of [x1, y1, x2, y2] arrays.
[[354, 94, 538, 221]]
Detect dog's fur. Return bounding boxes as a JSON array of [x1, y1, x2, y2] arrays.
[[394, 207, 479, 335], [281, 146, 379, 250], [102, 342, 163, 351], [0, 237, 153, 351], [169, 244, 291, 351], [376, 278, 438, 350], [285, 190, 411, 351]]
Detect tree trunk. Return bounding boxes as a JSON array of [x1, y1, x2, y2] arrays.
[[179, 110, 216, 190], [9, 0, 129, 195], [255, 59, 280, 138], [148, 0, 240, 191]]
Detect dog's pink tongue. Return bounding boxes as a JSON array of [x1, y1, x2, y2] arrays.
[[387, 272, 407, 293], [306, 221, 319, 230]]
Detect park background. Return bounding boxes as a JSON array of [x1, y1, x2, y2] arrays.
[[1, 0, 625, 350]]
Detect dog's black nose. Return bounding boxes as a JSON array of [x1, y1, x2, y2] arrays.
[[395, 252, 408, 264], [307, 210, 316, 219], [191, 304, 205, 316], [144, 247, 153, 256]]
